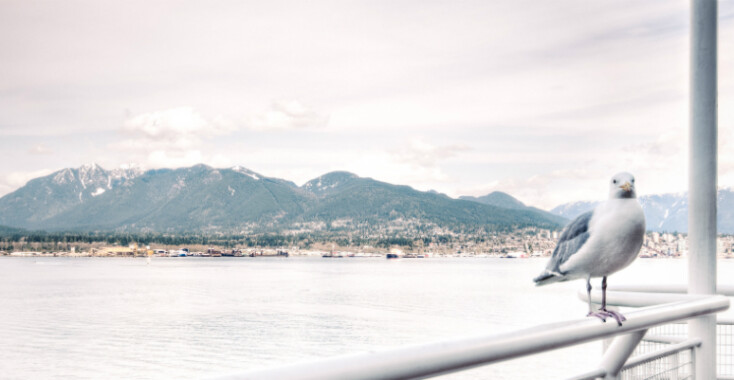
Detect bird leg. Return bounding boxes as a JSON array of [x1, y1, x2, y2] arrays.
[[585, 277, 626, 325], [599, 276, 626, 326], [586, 276, 607, 322], [585, 277, 595, 314]]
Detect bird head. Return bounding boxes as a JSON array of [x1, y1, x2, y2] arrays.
[[609, 172, 637, 199]]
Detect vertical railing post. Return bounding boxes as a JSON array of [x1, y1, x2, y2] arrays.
[[688, 0, 718, 379], [599, 330, 647, 380]]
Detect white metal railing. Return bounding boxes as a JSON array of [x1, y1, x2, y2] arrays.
[[215, 295, 728, 380], [586, 285, 734, 379], [607, 284, 734, 297], [571, 339, 701, 380], [619, 339, 699, 380]]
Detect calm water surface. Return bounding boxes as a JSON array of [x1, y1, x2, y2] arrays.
[[1, 256, 730, 379]]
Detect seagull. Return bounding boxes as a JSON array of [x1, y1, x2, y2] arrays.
[[534, 172, 645, 325]]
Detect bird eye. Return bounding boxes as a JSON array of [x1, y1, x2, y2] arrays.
[[613, 180, 617, 184], [631, 178, 635, 183]]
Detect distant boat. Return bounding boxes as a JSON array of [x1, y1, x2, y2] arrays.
[[322, 245, 343, 258], [323, 243, 342, 258], [249, 250, 288, 257], [386, 253, 399, 259]]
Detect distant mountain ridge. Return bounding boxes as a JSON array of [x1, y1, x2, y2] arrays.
[[550, 189, 734, 233], [460, 191, 527, 210], [459, 191, 565, 224], [0, 164, 565, 234]]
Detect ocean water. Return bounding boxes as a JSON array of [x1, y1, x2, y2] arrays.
[[0, 256, 728, 379]]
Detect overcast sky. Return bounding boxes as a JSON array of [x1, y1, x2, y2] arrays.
[[1, 0, 732, 209]]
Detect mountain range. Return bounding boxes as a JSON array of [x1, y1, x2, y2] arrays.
[[5, 163, 729, 235], [0, 164, 565, 234], [551, 190, 734, 234]]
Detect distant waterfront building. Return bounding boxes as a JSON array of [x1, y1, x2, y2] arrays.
[[95, 246, 136, 256]]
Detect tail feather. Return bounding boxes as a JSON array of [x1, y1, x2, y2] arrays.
[[533, 270, 565, 286]]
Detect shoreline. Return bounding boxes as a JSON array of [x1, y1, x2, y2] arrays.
[[0, 252, 706, 259]]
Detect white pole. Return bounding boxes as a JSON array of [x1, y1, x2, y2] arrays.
[[599, 330, 647, 380], [688, 0, 717, 379]]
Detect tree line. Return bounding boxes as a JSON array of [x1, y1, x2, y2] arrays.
[[0, 230, 462, 252]]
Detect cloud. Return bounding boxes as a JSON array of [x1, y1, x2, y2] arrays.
[[247, 100, 328, 131], [111, 102, 329, 169], [145, 150, 204, 169], [122, 107, 234, 143], [27, 143, 53, 155], [114, 107, 237, 168], [392, 138, 470, 168]]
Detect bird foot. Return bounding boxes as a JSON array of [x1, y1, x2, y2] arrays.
[[587, 311, 607, 323], [602, 309, 626, 326], [587, 309, 626, 326]]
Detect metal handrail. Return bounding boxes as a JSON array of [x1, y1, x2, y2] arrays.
[[607, 284, 734, 297], [581, 290, 709, 308], [569, 339, 703, 380], [215, 296, 728, 380], [582, 286, 734, 322]]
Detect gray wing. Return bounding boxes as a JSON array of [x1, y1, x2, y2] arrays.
[[545, 210, 593, 274]]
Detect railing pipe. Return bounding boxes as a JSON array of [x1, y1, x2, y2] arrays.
[[598, 330, 647, 380], [566, 368, 607, 380], [642, 334, 686, 344], [608, 284, 734, 296], [216, 296, 728, 380], [689, 0, 718, 378], [580, 290, 707, 308]]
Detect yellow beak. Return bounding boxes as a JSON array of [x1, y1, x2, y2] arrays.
[[620, 182, 632, 192]]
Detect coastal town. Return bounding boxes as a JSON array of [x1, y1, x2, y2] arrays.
[[4, 231, 734, 259]]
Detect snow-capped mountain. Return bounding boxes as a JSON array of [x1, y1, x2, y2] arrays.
[[51, 163, 143, 200], [551, 189, 734, 233], [0, 164, 143, 226]]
